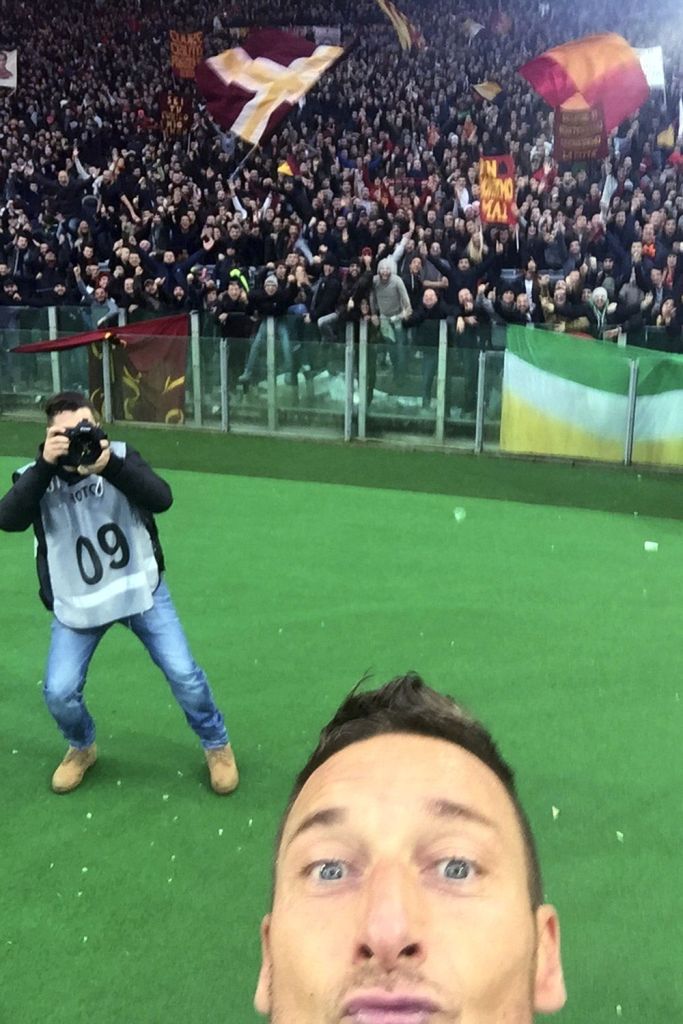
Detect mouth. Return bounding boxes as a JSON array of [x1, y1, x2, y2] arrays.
[[344, 992, 441, 1024]]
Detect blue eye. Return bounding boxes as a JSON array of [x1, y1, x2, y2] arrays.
[[316, 861, 346, 881], [439, 858, 473, 880]]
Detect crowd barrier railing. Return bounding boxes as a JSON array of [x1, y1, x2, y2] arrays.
[[1, 307, 682, 470]]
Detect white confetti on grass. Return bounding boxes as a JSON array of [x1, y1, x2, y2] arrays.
[[248, 818, 253, 827], [81, 867, 88, 874], [218, 828, 224, 836], [552, 806, 560, 821], [85, 812, 92, 820], [616, 1005, 623, 1017], [644, 541, 659, 553], [167, 877, 173, 884], [616, 831, 624, 843], [11, 749, 18, 755], [162, 794, 169, 801], [170, 854, 176, 862], [82, 936, 88, 943], [116, 780, 122, 787], [452, 507, 466, 523]]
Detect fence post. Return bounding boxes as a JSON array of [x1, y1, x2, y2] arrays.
[[624, 358, 639, 466], [344, 323, 354, 441], [102, 340, 113, 423], [266, 316, 276, 431], [219, 337, 229, 432], [435, 321, 448, 444], [47, 306, 61, 394], [358, 321, 367, 440], [190, 310, 202, 426], [474, 349, 487, 453]]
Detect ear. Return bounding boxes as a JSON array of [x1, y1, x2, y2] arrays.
[[533, 904, 566, 1014], [253, 914, 273, 1016]]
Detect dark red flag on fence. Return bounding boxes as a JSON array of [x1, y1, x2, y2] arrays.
[[13, 315, 189, 424]]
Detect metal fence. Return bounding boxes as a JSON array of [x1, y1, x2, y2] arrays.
[[1, 305, 680, 465]]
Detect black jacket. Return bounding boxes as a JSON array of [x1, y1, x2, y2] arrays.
[[0, 445, 171, 612]]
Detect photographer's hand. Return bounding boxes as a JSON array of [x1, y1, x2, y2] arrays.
[[42, 426, 71, 466], [77, 440, 111, 477]]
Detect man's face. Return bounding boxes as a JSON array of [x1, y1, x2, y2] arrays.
[[379, 267, 391, 282], [423, 289, 438, 309], [94, 288, 106, 303], [516, 294, 530, 314], [410, 257, 422, 275], [228, 282, 241, 299], [256, 735, 564, 1023]]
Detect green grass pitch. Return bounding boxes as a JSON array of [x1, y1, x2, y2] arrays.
[[1, 427, 682, 1023]]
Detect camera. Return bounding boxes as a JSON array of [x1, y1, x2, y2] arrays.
[[59, 420, 108, 467]]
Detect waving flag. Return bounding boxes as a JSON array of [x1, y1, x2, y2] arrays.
[[195, 30, 345, 145], [462, 17, 485, 42], [472, 80, 503, 102], [519, 33, 648, 132], [375, 0, 425, 50]]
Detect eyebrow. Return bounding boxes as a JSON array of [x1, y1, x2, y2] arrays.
[[426, 798, 500, 834], [285, 807, 346, 849], [286, 799, 499, 851]]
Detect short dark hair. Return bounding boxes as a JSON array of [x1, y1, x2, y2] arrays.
[[273, 672, 544, 908], [45, 391, 95, 423]]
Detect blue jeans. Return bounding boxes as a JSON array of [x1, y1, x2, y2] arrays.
[[243, 318, 293, 380], [43, 578, 229, 750]]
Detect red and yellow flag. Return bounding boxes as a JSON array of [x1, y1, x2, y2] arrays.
[[519, 33, 649, 133], [195, 30, 345, 146], [375, 0, 425, 51]]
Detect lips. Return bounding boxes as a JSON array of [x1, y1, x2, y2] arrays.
[[344, 992, 441, 1024]]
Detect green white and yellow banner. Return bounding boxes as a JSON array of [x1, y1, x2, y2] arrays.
[[633, 356, 683, 466], [500, 327, 683, 468]]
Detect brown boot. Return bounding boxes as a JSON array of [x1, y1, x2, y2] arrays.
[[51, 744, 97, 794], [205, 744, 239, 795]]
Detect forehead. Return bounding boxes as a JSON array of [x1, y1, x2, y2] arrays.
[[281, 734, 522, 861], [51, 407, 95, 428]]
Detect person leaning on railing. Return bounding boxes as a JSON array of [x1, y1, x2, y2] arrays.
[[404, 288, 454, 411], [239, 274, 297, 387]]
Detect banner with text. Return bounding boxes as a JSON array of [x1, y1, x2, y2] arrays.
[[160, 92, 192, 136], [554, 104, 608, 162], [170, 31, 204, 79], [479, 154, 516, 225]]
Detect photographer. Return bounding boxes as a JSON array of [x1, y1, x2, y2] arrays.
[[0, 392, 238, 796]]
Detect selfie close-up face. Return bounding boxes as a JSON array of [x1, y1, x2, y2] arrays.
[[256, 734, 565, 1023]]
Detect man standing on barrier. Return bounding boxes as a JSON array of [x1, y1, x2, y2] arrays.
[[0, 391, 238, 796]]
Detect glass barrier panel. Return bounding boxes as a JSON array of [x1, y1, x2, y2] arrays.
[[444, 323, 487, 445], [274, 314, 347, 437], [16, 306, 50, 339], [197, 335, 222, 427], [639, 325, 683, 355], [1, 324, 53, 415], [364, 316, 437, 443], [225, 316, 270, 430], [58, 345, 91, 395], [56, 305, 93, 336], [482, 351, 505, 451]]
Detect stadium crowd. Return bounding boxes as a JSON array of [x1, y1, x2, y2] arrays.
[[3, 0, 683, 392]]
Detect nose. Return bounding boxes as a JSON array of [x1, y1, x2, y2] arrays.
[[353, 861, 425, 970]]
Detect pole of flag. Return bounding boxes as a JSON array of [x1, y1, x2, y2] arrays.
[[229, 142, 260, 182]]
